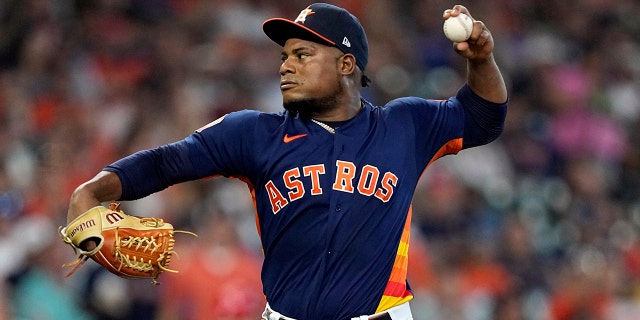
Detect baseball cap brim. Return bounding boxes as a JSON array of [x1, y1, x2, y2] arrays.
[[263, 18, 336, 48]]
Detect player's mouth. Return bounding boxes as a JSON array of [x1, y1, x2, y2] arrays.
[[280, 80, 297, 91]]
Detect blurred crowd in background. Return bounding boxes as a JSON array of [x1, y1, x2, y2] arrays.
[[0, 0, 639, 319]]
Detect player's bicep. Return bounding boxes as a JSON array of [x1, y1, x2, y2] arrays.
[[457, 84, 507, 148]]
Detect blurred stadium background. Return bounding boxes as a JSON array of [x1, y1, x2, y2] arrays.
[[1, 0, 639, 319]]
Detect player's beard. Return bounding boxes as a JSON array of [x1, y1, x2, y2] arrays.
[[283, 84, 342, 119]]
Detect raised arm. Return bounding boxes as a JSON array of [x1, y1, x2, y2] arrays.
[[444, 5, 508, 104]]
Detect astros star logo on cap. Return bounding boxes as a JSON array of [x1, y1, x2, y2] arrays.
[[294, 7, 315, 24]]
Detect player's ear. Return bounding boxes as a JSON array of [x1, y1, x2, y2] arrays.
[[338, 53, 356, 76]]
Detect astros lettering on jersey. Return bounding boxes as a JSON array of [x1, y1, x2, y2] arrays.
[[265, 160, 398, 215]]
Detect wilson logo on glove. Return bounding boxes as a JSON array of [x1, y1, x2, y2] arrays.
[[59, 202, 197, 285], [105, 211, 124, 224], [67, 219, 97, 238]]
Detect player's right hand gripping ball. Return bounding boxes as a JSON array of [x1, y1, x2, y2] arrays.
[[59, 202, 196, 284], [443, 13, 473, 42]]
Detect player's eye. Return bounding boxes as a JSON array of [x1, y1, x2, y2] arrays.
[[281, 50, 310, 63]]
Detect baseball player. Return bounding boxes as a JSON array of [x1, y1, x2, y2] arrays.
[[66, 3, 507, 320]]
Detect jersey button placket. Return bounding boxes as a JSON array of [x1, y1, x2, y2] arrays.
[[334, 138, 344, 215], [326, 135, 345, 259]]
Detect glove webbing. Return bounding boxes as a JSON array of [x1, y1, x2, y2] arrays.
[[114, 225, 177, 273]]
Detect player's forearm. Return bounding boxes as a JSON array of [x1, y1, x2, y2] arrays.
[[67, 171, 122, 223], [466, 54, 508, 104]]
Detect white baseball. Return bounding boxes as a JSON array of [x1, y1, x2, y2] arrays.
[[443, 13, 473, 42]]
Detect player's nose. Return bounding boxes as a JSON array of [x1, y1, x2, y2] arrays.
[[279, 59, 295, 76]]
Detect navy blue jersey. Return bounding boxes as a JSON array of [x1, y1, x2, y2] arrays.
[[106, 84, 507, 319]]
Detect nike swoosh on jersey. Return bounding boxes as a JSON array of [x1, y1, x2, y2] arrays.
[[283, 133, 308, 143]]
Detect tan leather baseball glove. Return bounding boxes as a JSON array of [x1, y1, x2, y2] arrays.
[[59, 202, 196, 284]]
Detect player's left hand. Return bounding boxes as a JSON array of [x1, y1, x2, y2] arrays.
[[443, 5, 494, 62], [60, 202, 197, 284]]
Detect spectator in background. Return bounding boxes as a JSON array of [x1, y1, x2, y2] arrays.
[[156, 212, 264, 320], [5, 215, 94, 320]]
